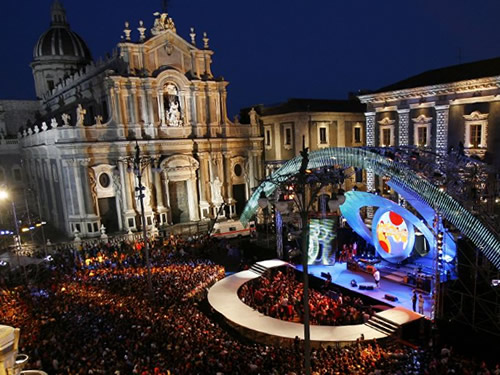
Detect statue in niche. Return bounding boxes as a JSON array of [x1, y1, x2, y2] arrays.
[[164, 83, 183, 127], [211, 176, 223, 204]]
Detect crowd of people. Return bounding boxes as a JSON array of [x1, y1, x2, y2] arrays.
[[1, 235, 499, 374], [239, 267, 367, 326]]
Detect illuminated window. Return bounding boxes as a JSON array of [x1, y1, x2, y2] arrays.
[[285, 127, 292, 145], [382, 128, 391, 146], [469, 124, 482, 148], [354, 126, 362, 143], [417, 126, 428, 147], [377, 117, 395, 147], [463, 111, 488, 149], [319, 127, 327, 144]]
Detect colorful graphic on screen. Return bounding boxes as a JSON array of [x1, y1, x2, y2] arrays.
[[308, 218, 336, 265], [377, 211, 408, 253], [372, 209, 415, 263]]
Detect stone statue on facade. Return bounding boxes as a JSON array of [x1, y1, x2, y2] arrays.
[[211, 176, 223, 204], [76, 104, 86, 127], [152, 12, 176, 34], [50, 118, 58, 128], [95, 115, 103, 125], [167, 100, 182, 127], [62, 113, 71, 127]]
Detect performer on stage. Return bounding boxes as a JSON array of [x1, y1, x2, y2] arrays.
[[412, 290, 417, 312], [373, 268, 380, 288]]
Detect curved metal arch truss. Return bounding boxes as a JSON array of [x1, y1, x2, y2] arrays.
[[241, 147, 500, 271]]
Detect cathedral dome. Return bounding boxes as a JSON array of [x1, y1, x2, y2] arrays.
[[33, 0, 91, 62]]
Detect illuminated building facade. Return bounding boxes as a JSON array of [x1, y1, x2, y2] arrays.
[[358, 58, 500, 200], [241, 98, 366, 189], [8, 2, 263, 237]]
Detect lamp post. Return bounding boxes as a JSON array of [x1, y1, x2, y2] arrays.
[[260, 142, 347, 375], [0, 189, 27, 282], [133, 140, 154, 298]]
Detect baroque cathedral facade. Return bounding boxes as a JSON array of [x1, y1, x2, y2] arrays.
[[11, 1, 263, 238]]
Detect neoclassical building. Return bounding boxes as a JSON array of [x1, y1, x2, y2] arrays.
[[14, 2, 262, 237], [241, 98, 366, 189], [358, 58, 500, 197]]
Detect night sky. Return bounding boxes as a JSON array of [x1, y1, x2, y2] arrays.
[[2, 0, 500, 117]]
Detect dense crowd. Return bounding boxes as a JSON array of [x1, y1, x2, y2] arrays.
[[238, 267, 367, 325], [1, 235, 499, 374]]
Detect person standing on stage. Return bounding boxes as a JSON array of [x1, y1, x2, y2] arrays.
[[412, 290, 417, 312], [373, 268, 380, 288], [418, 293, 425, 314]]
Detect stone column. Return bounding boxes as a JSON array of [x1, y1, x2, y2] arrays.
[[114, 84, 123, 124], [365, 112, 376, 147], [45, 160, 59, 227], [157, 90, 166, 126], [162, 171, 172, 224], [140, 85, 149, 124], [154, 165, 165, 210], [72, 159, 86, 218], [145, 85, 154, 126], [187, 175, 200, 221], [128, 85, 137, 125], [365, 111, 376, 219], [197, 152, 210, 219], [435, 105, 450, 157], [397, 108, 410, 146], [223, 152, 236, 217]]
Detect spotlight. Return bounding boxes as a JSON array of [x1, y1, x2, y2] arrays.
[[492, 280, 500, 287]]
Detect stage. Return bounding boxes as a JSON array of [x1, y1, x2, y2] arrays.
[[208, 260, 424, 347], [296, 262, 433, 318]]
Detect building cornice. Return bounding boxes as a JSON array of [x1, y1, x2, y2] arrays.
[[358, 75, 500, 104]]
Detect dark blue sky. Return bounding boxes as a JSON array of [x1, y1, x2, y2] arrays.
[[2, 0, 500, 116]]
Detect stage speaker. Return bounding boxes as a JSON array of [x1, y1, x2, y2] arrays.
[[359, 284, 374, 291], [384, 294, 398, 302]]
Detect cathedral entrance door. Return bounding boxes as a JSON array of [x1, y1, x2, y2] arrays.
[[169, 181, 190, 224], [233, 184, 246, 215], [98, 197, 119, 233]]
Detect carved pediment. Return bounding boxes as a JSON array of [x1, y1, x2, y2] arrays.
[[463, 110, 489, 121], [377, 117, 395, 126], [412, 114, 433, 124]]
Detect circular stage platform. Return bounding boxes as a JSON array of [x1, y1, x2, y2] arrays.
[[208, 260, 422, 347]]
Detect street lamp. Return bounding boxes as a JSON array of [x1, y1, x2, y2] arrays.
[[120, 140, 157, 298], [260, 143, 348, 375], [0, 188, 27, 281]]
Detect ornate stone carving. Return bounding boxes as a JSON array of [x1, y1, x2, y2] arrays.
[[76, 104, 86, 126], [377, 117, 395, 126], [164, 83, 183, 127], [41, 122, 48, 131], [137, 20, 146, 42], [88, 167, 98, 214], [190, 27, 196, 45], [210, 176, 223, 204], [123, 21, 131, 41], [50, 118, 58, 128], [61, 113, 71, 127], [151, 12, 176, 35]]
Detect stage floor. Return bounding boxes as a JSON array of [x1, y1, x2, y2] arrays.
[[208, 260, 424, 346], [296, 262, 432, 318]]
